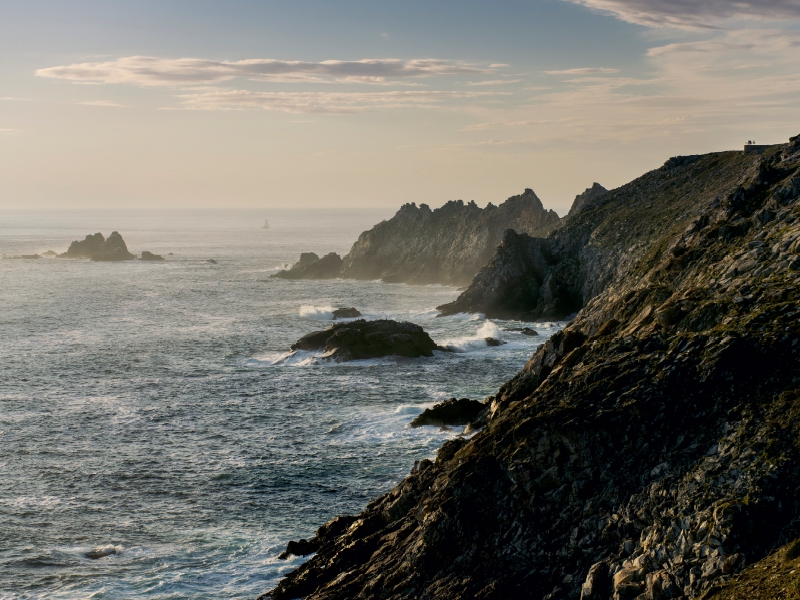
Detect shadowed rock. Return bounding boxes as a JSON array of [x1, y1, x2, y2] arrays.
[[59, 231, 135, 261], [290, 319, 441, 361], [140, 251, 165, 261], [331, 307, 361, 319], [410, 397, 485, 428]]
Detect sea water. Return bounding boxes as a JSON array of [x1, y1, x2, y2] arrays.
[[0, 209, 562, 599]]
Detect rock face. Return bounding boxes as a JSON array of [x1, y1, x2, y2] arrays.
[[410, 398, 485, 428], [332, 307, 361, 319], [438, 151, 770, 320], [140, 251, 165, 261], [272, 252, 343, 280], [272, 189, 561, 286], [567, 183, 608, 217], [290, 319, 441, 361], [58, 232, 135, 261], [262, 134, 800, 600]]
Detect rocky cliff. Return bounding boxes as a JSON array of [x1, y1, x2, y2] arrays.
[[438, 151, 765, 320], [262, 135, 800, 600], [272, 189, 560, 286]]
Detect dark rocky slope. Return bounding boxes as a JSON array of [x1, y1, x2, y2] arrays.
[[273, 189, 560, 286], [262, 135, 800, 600], [438, 152, 764, 320]]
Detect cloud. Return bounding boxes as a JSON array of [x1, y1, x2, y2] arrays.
[[563, 0, 800, 28], [459, 120, 545, 131], [0, 128, 17, 134], [466, 79, 521, 86], [544, 67, 619, 75], [78, 100, 127, 107], [176, 89, 506, 114], [36, 56, 491, 86]]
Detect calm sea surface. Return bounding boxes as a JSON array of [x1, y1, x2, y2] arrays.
[[0, 209, 560, 599]]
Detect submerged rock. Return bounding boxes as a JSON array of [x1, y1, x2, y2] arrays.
[[331, 307, 361, 319], [410, 397, 485, 428], [506, 327, 538, 336], [206, 259, 217, 264], [272, 252, 343, 280], [290, 319, 441, 361], [84, 547, 117, 559], [140, 251, 165, 261]]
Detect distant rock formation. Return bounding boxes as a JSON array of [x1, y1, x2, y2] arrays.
[[290, 319, 442, 361], [140, 251, 165, 261], [272, 188, 561, 286], [58, 232, 135, 261], [41, 250, 57, 257], [271, 252, 343, 280], [567, 182, 607, 217]]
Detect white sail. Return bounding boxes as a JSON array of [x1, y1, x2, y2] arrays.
[[263, 219, 270, 229]]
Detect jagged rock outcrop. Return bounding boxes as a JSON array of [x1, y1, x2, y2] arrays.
[[410, 398, 485, 428], [438, 150, 767, 319], [290, 319, 443, 361], [272, 189, 561, 286], [271, 252, 343, 280], [262, 134, 800, 600], [332, 307, 361, 319], [58, 231, 135, 261], [568, 183, 608, 217]]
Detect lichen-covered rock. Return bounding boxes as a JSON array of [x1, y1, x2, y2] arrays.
[[262, 135, 800, 600], [290, 319, 441, 361]]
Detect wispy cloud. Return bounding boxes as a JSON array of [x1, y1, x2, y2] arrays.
[[466, 79, 521, 86], [0, 128, 18, 135], [78, 100, 127, 107], [176, 89, 506, 114], [563, 0, 800, 28], [36, 56, 492, 86], [459, 120, 545, 131], [544, 67, 619, 75]]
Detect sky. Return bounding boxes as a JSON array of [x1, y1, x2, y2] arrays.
[[1, 0, 800, 214]]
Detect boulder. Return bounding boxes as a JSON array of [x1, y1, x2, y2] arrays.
[[484, 337, 506, 347], [332, 307, 361, 319], [410, 397, 485, 428], [272, 252, 343, 280], [290, 319, 441, 361], [278, 538, 320, 560], [140, 251, 165, 261], [506, 327, 539, 336]]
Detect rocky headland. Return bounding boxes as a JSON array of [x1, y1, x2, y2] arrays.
[[58, 231, 136, 261], [262, 134, 800, 600], [290, 319, 443, 361], [273, 188, 560, 286]]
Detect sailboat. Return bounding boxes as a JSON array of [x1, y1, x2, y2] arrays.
[[262, 219, 270, 229]]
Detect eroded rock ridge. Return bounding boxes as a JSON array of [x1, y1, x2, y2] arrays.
[[262, 134, 800, 600]]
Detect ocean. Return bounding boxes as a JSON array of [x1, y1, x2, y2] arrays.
[[0, 209, 561, 599]]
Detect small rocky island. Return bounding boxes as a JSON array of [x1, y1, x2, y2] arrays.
[[290, 319, 443, 361], [58, 231, 136, 261], [271, 252, 343, 279]]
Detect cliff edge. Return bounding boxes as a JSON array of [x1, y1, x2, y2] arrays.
[[262, 135, 800, 600]]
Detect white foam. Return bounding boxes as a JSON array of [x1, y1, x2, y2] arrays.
[[477, 320, 503, 340], [299, 305, 335, 320]]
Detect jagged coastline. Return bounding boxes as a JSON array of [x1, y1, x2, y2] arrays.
[[262, 135, 800, 600], [272, 188, 560, 286]]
